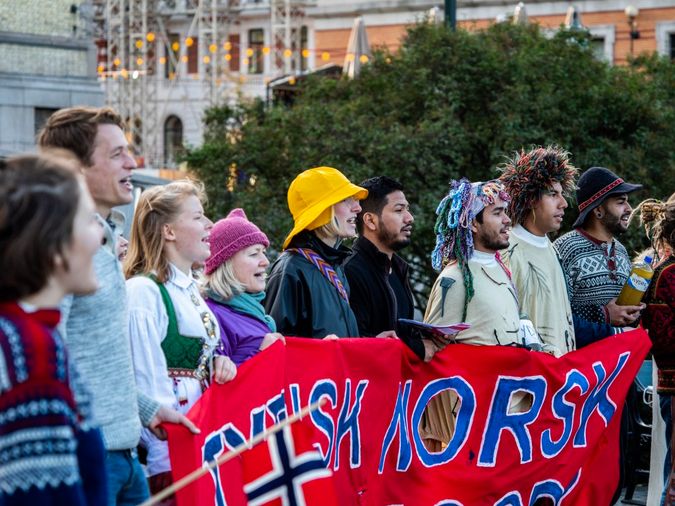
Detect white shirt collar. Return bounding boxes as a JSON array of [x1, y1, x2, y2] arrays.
[[168, 263, 196, 289], [511, 224, 550, 249], [471, 250, 498, 265]]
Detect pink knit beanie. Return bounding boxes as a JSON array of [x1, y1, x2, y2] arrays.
[[205, 208, 269, 275]]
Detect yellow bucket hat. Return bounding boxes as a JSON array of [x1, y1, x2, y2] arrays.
[[283, 166, 368, 250]]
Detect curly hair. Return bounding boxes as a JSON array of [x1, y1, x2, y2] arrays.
[[631, 194, 675, 259], [497, 146, 578, 225]]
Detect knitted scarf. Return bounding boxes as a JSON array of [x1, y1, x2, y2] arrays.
[[208, 290, 277, 332]]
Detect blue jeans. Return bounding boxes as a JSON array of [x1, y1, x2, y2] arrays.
[[106, 449, 150, 506]]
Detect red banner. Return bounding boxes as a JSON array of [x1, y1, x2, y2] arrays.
[[167, 329, 650, 506]]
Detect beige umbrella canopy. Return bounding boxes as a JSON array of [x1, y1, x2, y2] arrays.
[[343, 16, 372, 79]]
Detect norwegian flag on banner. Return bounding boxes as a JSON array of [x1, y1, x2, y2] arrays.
[[166, 329, 650, 506], [242, 422, 338, 506]]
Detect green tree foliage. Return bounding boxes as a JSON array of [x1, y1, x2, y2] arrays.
[[186, 22, 675, 308]]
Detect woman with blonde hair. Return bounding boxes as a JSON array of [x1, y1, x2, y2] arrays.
[[636, 193, 675, 505], [264, 166, 395, 339], [204, 208, 284, 365], [124, 180, 236, 502]]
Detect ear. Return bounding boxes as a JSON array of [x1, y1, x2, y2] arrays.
[[163, 222, 176, 242], [53, 252, 65, 271], [470, 220, 479, 235], [362, 212, 379, 232]]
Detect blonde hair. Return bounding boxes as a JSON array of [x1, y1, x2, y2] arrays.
[[124, 179, 205, 282], [632, 195, 675, 259], [204, 258, 244, 300], [312, 206, 340, 243]]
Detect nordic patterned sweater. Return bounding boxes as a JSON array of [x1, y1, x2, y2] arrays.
[[0, 302, 106, 506], [60, 213, 160, 451], [553, 228, 631, 325]]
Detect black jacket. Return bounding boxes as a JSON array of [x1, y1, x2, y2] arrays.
[[264, 231, 360, 339], [344, 236, 424, 359]]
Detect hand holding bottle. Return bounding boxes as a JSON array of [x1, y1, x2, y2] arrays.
[[605, 297, 645, 326]]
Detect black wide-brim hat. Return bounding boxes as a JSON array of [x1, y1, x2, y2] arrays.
[[573, 166, 642, 228]]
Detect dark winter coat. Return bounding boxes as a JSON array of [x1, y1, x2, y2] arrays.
[[264, 231, 359, 338], [344, 236, 424, 359]]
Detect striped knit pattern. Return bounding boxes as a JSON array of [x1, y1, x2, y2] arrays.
[[0, 305, 83, 500], [288, 248, 349, 301], [553, 229, 630, 325]]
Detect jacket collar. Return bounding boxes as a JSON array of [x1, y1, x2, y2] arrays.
[[288, 230, 352, 265], [353, 236, 393, 272]]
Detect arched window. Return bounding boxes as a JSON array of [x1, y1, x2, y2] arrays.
[[163, 115, 183, 166]]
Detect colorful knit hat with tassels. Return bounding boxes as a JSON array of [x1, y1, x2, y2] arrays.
[[431, 178, 510, 319], [497, 145, 578, 225]]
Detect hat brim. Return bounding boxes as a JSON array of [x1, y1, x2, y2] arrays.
[[282, 182, 368, 249], [572, 181, 643, 228]]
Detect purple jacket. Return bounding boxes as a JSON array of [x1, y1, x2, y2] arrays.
[[206, 299, 270, 366]]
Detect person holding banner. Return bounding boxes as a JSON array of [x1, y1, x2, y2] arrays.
[[636, 195, 675, 504], [0, 152, 106, 506], [124, 181, 237, 503], [203, 208, 285, 366], [422, 179, 532, 451], [265, 166, 388, 339]]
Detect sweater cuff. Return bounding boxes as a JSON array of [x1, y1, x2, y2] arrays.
[[602, 305, 610, 324], [611, 326, 624, 335], [137, 391, 161, 427]]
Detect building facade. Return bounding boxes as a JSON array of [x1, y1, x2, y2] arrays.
[[0, 0, 103, 157], [93, 0, 674, 170]]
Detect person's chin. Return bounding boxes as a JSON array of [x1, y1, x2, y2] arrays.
[[391, 238, 411, 251]]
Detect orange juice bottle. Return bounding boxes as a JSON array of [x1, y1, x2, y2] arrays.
[[616, 256, 654, 306]]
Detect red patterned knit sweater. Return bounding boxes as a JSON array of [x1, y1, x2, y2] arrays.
[[642, 255, 675, 394]]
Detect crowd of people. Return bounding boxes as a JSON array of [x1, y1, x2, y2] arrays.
[[0, 106, 673, 506]]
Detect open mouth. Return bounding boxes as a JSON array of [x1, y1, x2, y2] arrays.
[[119, 176, 133, 191], [346, 217, 357, 225]]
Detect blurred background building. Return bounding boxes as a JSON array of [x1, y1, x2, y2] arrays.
[[0, 0, 103, 157], [2, 0, 674, 170]]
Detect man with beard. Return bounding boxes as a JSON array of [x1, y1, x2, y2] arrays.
[[424, 178, 520, 346], [345, 177, 439, 361], [421, 179, 529, 451], [554, 167, 644, 328]]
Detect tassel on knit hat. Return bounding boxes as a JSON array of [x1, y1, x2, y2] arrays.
[[205, 208, 269, 275]]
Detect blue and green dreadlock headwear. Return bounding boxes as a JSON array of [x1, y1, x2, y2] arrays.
[[431, 178, 511, 319]]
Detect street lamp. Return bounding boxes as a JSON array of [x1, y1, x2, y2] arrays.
[[445, 0, 457, 31], [624, 5, 640, 56]]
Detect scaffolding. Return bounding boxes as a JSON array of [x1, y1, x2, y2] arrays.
[[93, 0, 309, 168]]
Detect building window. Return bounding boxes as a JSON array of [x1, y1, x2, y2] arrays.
[[300, 25, 308, 71], [166, 33, 180, 79], [34, 108, 58, 136], [587, 25, 615, 63], [248, 29, 264, 74], [187, 36, 199, 74], [655, 21, 675, 58], [164, 115, 183, 166], [590, 37, 606, 61]]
